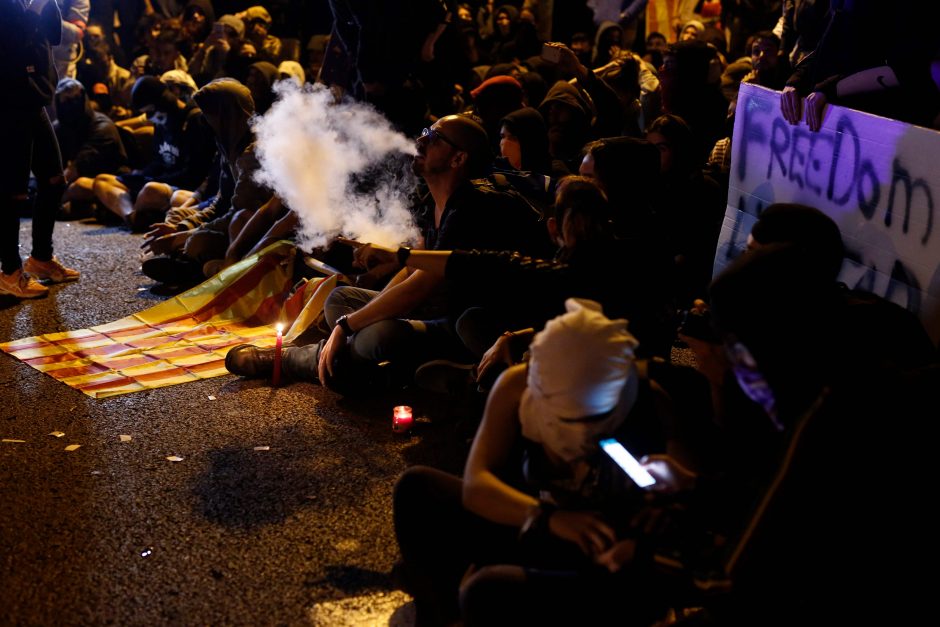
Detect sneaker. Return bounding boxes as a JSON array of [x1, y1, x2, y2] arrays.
[[0, 268, 49, 299], [24, 256, 80, 283], [414, 360, 476, 396]]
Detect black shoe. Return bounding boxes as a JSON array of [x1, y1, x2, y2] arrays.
[[225, 344, 277, 378], [414, 360, 476, 396], [142, 256, 203, 286]]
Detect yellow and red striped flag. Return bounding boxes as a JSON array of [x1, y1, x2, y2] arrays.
[[0, 242, 335, 398]]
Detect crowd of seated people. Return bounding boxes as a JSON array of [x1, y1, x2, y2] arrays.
[[5, 1, 940, 623]]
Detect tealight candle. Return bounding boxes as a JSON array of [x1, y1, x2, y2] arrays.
[[392, 405, 413, 433], [272, 323, 283, 387]]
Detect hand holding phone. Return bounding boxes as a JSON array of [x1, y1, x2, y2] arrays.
[[599, 438, 656, 488], [541, 43, 562, 64]]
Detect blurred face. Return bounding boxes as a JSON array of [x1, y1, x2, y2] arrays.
[[183, 9, 207, 36], [85, 24, 105, 46], [499, 124, 522, 170], [647, 130, 674, 173], [248, 19, 269, 42], [751, 38, 780, 75], [680, 26, 699, 41], [151, 42, 178, 73], [647, 35, 667, 53], [457, 6, 473, 24], [496, 11, 511, 36]]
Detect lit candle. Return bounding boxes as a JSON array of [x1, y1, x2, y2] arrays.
[[392, 405, 413, 433], [272, 323, 283, 387]]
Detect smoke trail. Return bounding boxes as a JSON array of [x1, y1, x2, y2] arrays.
[[252, 81, 419, 250]]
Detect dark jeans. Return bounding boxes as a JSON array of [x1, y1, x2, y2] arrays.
[[0, 108, 64, 274], [322, 286, 472, 392]]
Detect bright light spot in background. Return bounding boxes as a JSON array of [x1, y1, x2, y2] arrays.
[[253, 81, 420, 250]]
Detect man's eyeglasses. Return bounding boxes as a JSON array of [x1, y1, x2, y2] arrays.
[[420, 127, 464, 151]]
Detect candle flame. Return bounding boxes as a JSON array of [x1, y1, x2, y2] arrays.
[[276, 323, 284, 333]]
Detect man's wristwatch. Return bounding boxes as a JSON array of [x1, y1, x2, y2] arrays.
[[336, 314, 354, 335], [396, 246, 412, 267]]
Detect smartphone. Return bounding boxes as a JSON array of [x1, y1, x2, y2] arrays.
[[599, 438, 656, 488], [541, 43, 562, 64]]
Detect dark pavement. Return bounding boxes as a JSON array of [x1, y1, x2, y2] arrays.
[[1, 218, 470, 626]]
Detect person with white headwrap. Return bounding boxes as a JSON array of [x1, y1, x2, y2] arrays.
[[393, 298, 672, 626]]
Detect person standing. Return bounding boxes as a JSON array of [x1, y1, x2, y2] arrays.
[[0, 0, 80, 299]]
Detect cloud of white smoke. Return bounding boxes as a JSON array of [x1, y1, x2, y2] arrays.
[[251, 81, 419, 250]]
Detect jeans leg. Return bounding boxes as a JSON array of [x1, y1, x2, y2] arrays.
[[0, 110, 36, 273], [29, 108, 65, 262]]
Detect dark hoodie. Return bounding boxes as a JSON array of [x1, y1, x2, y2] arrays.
[[246, 61, 279, 114], [0, 0, 62, 110], [181, 78, 272, 231], [485, 4, 540, 64], [180, 0, 216, 57], [54, 78, 128, 177], [538, 80, 593, 173], [499, 106, 551, 175]]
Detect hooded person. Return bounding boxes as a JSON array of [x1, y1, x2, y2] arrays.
[[592, 21, 624, 68], [497, 106, 552, 175], [54, 78, 128, 182], [484, 3, 540, 64], [180, 0, 216, 57], [245, 60, 279, 114], [239, 5, 282, 64], [538, 81, 594, 176], [141, 77, 274, 285], [277, 60, 306, 87]]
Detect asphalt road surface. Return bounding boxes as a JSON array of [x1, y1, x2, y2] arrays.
[[1, 218, 471, 626]]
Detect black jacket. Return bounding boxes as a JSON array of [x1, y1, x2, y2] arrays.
[[0, 0, 61, 110]]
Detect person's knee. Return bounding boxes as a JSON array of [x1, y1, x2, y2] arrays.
[[169, 189, 192, 206], [182, 230, 227, 263], [135, 182, 170, 210], [459, 565, 526, 627]]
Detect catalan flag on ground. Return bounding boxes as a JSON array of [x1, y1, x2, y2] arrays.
[[0, 242, 336, 398]]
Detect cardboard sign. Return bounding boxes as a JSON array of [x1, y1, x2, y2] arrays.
[[718, 84, 940, 343]]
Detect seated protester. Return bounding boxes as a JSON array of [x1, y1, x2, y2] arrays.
[[225, 115, 549, 395], [188, 15, 246, 87], [467, 75, 525, 154], [91, 75, 215, 230], [245, 61, 279, 115], [277, 60, 306, 87], [140, 78, 272, 286], [53, 79, 129, 216], [537, 43, 624, 176], [237, 5, 283, 65], [646, 114, 724, 307], [392, 298, 673, 626], [76, 38, 135, 115], [490, 107, 555, 218], [130, 19, 189, 83], [741, 30, 790, 90], [179, 0, 215, 59], [658, 40, 728, 166], [645, 243, 940, 626], [672, 202, 937, 475]]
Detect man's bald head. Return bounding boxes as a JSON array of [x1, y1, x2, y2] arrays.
[[436, 115, 493, 178]]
